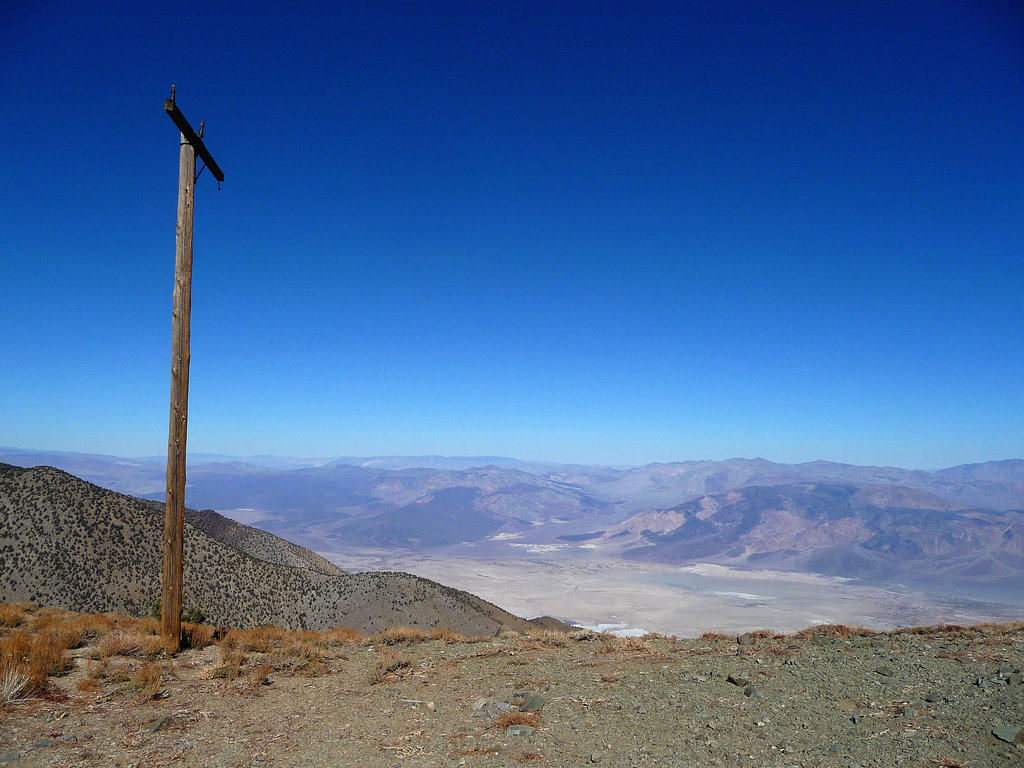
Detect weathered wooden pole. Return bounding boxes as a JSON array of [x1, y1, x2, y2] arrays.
[[162, 130, 195, 650], [162, 87, 223, 650]]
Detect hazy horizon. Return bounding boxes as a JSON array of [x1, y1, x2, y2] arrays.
[[3, 444, 1021, 475]]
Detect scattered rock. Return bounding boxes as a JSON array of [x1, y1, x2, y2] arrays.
[[30, 739, 55, 749], [744, 684, 763, 699], [588, 751, 603, 763], [992, 726, 1023, 744], [399, 699, 435, 711], [0, 754, 19, 764], [874, 665, 894, 677], [144, 716, 169, 734], [737, 634, 756, 647], [516, 691, 546, 712], [727, 674, 750, 687], [507, 725, 536, 737]]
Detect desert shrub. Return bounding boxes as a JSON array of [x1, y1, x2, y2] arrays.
[[370, 626, 429, 646], [1, 666, 29, 705], [181, 606, 206, 624], [490, 711, 541, 730], [429, 627, 465, 644], [131, 662, 162, 702], [93, 630, 143, 659], [0, 604, 28, 628], [183, 622, 215, 649], [224, 626, 284, 653], [323, 626, 363, 645], [700, 631, 728, 641], [368, 649, 412, 684]]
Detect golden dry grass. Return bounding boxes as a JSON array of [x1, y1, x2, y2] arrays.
[[428, 627, 466, 643], [368, 649, 412, 684], [322, 626, 364, 645], [370, 626, 431, 645], [0, 603, 29, 628], [131, 662, 162, 702]]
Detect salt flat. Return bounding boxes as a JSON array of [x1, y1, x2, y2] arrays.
[[321, 550, 1024, 637]]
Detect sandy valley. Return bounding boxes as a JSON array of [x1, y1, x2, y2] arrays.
[[322, 550, 1024, 637]]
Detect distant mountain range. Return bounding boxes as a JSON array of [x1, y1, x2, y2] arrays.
[[604, 483, 1024, 596], [2, 449, 1022, 596], [0, 463, 542, 634]]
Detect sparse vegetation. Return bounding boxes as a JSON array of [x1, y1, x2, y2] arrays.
[[490, 711, 541, 730], [0, 602, 1021, 768], [368, 648, 412, 684]]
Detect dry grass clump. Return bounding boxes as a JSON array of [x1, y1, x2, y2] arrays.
[[370, 626, 430, 646], [793, 623, 878, 640], [223, 626, 287, 654], [0, 623, 81, 701], [429, 627, 466, 644], [490, 711, 541, 730], [130, 662, 163, 702], [183, 621, 215, 649], [530, 631, 569, 648], [700, 630, 729, 641], [322, 626, 364, 645], [0, 603, 29, 628], [368, 649, 412, 684]]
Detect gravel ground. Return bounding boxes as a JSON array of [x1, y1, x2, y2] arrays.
[[1, 622, 1022, 767]]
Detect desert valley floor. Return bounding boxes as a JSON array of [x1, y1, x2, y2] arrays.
[[322, 551, 1024, 637]]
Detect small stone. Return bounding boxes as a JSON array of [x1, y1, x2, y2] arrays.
[[874, 665, 894, 677], [517, 692, 546, 712], [737, 633, 756, 647], [507, 725, 536, 737], [924, 694, 940, 703], [851, 715, 860, 724], [589, 751, 603, 763], [992, 726, 1023, 744], [30, 739, 55, 749], [399, 699, 435, 711], [144, 716, 169, 734], [0, 754, 19, 764], [727, 674, 750, 687], [744, 684, 763, 699], [899, 707, 915, 717]]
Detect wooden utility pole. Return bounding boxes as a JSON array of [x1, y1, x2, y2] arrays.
[[162, 86, 223, 650]]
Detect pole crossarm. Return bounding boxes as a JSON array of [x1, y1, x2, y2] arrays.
[[164, 98, 224, 183]]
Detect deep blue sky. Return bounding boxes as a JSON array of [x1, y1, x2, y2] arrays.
[[2, 1, 1022, 468]]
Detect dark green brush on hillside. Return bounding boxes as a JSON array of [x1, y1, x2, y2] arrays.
[[0, 463, 537, 634]]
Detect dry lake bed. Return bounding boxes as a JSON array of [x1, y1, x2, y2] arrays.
[[322, 550, 1024, 637]]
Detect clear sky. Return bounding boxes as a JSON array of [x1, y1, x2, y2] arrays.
[[2, 1, 1022, 469]]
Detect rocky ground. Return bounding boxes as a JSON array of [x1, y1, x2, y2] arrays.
[[1, 609, 1022, 768]]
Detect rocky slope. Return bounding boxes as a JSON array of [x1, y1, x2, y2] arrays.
[[0, 606, 1022, 767], [0, 464, 535, 634]]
